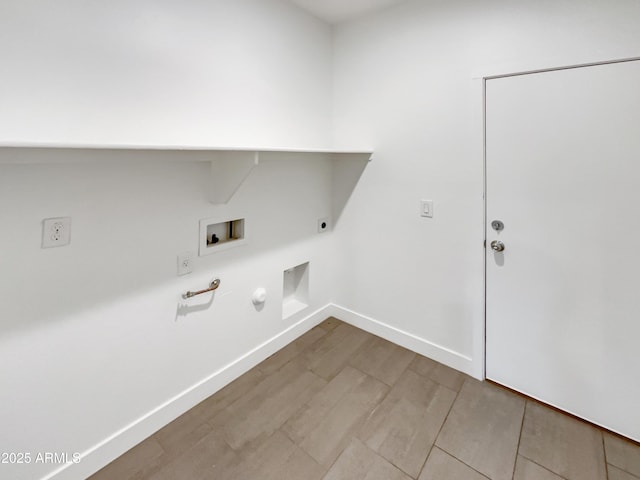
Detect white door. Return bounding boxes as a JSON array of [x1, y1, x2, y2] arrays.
[[485, 60, 640, 441]]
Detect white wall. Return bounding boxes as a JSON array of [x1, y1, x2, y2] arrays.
[[331, 0, 640, 378], [0, 0, 331, 148], [0, 1, 335, 479]]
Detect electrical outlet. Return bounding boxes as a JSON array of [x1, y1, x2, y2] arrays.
[[42, 217, 71, 248], [177, 252, 193, 276], [317, 217, 330, 233]]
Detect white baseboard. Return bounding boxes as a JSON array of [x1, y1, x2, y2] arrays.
[[328, 304, 477, 378], [46, 302, 479, 480], [46, 304, 333, 480]]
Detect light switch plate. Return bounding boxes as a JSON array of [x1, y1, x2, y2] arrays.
[[420, 200, 433, 218]]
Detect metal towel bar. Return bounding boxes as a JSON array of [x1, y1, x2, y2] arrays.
[[183, 278, 220, 299]]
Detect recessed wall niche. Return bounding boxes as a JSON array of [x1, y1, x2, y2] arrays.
[[282, 262, 310, 319]]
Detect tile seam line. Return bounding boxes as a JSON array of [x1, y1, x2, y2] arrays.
[[607, 464, 640, 480], [431, 379, 527, 479], [512, 399, 527, 479], [415, 377, 465, 479], [603, 430, 610, 480], [517, 452, 570, 480], [434, 445, 492, 480]]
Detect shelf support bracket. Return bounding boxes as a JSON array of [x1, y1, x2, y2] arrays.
[[208, 151, 260, 204]]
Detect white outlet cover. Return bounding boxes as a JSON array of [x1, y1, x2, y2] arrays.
[[177, 252, 193, 276], [317, 217, 330, 233], [42, 217, 71, 248]]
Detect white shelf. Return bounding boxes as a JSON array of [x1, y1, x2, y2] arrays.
[[0, 141, 372, 155], [0, 142, 373, 203]]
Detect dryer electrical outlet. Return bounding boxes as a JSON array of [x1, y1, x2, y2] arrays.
[[317, 217, 330, 233]]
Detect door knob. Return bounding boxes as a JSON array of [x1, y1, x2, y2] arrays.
[[490, 240, 505, 252]]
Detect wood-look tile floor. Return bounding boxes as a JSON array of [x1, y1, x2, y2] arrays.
[[90, 318, 640, 480]]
